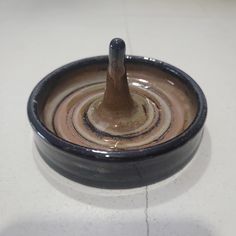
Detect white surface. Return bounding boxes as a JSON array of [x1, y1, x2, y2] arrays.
[[0, 0, 236, 235]]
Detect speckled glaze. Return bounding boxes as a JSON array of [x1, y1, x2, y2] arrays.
[[27, 55, 207, 189]]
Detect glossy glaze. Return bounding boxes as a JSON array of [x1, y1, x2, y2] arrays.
[[40, 61, 198, 150], [27, 54, 207, 188]]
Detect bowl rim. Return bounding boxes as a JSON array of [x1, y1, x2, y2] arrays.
[[27, 55, 207, 161]]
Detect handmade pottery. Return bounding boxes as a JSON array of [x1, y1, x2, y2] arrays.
[[27, 38, 207, 189]]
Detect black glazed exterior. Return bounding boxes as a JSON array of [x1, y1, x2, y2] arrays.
[[27, 56, 207, 189]]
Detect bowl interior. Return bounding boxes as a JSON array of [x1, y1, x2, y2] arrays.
[[36, 58, 198, 151]]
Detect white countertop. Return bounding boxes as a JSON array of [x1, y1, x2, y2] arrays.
[[0, 0, 236, 235]]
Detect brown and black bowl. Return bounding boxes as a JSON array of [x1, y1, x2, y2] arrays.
[[27, 53, 207, 189]]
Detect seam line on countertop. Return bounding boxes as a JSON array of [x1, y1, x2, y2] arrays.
[[122, 0, 133, 53]]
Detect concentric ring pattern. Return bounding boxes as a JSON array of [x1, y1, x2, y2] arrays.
[[42, 63, 197, 150]]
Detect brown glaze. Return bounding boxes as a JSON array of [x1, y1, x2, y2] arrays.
[[41, 39, 198, 150], [41, 64, 197, 150], [102, 38, 134, 112], [88, 38, 151, 136]]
